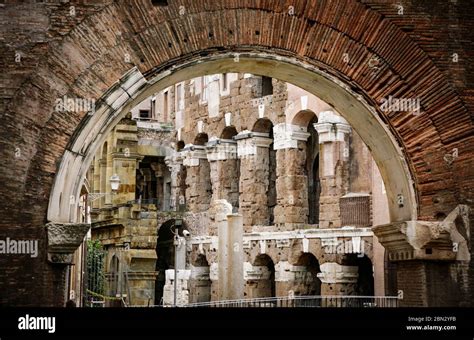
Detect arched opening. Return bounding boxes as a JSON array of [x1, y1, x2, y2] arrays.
[[186, 133, 212, 212], [294, 252, 321, 296], [107, 255, 121, 307], [306, 116, 320, 225], [189, 254, 211, 303], [9, 0, 471, 310], [291, 110, 319, 225], [252, 118, 273, 134], [251, 118, 276, 225], [46, 54, 421, 307], [246, 254, 276, 299], [154, 220, 175, 305], [343, 254, 375, 296], [194, 133, 208, 146], [220, 126, 237, 140], [177, 140, 185, 151], [49, 54, 417, 228]]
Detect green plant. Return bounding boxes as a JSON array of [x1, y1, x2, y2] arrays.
[[86, 240, 105, 296]]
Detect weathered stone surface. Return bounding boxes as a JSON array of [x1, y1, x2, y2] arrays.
[[46, 222, 90, 264], [1, 0, 472, 307]]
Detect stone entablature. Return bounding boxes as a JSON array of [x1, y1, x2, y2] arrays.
[[313, 111, 351, 143], [235, 131, 272, 157], [244, 262, 273, 280], [189, 228, 373, 251], [182, 145, 207, 167], [273, 123, 310, 150], [206, 138, 238, 161], [317, 262, 358, 284], [373, 206, 470, 262], [274, 261, 311, 282]]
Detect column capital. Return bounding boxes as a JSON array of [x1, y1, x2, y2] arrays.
[[313, 111, 351, 143], [165, 153, 183, 167], [46, 222, 90, 264], [272, 123, 310, 150], [373, 205, 470, 261], [235, 130, 272, 158], [317, 262, 358, 284], [206, 137, 238, 161], [181, 144, 207, 167]]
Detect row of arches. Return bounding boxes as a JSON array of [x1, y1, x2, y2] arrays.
[[177, 113, 321, 226], [147, 218, 374, 304]]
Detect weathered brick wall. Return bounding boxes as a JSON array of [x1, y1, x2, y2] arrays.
[[181, 75, 287, 145], [0, 0, 472, 306]]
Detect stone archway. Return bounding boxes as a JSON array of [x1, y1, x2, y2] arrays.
[[1, 1, 472, 307]]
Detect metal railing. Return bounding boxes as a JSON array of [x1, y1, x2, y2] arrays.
[[183, 295, 399, 308]]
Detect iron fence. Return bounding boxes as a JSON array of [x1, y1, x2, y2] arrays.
[[183, 295, 399, 308], [128, 295, 399, 308]]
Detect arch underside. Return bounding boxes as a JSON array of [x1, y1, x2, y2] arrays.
[[2, 0, 473, 308], [48, 52, 417, 224], [33, 1, 469, 228]]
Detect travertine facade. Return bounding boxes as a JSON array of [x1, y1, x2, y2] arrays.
[[88, 74, 389, 305]]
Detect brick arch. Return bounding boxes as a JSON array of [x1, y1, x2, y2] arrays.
[[1, 1, 472, 306], [252, 118, 274, 134], [291, 109, 318, 127]]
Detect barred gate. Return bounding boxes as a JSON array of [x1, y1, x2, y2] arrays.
[[85, 240, 107, 307]]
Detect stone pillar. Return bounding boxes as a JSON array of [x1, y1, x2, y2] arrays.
[[125, 248, 159, 306], [236, 131, 273, 230], [275, 261, 319, 297], [107, 116, 141, 206], [182, 145, 212, 212], [165, 153, 184, 211], [162, 269, 191, 306], [373, 207, 470, 307], [150, 162, 164, 206], [216, 200, 244, 301], [273, 123, 310, 230], [317, 262, 358, 297], [206, 137, 239, 208], [313, 111, 351, 228]]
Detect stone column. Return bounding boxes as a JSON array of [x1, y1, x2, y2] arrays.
[[150, 162, 165, 208], [182, 145, 212, 212], [313, 111, 351, 228], [235, 131, 273, 231], [273, 123, 310, 230], [275, 261, 318, 297], [216, 200, 244, 301], [206, 137, 239, 209], [317, 262, 358, 298], [165, 153, 184, 211]]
